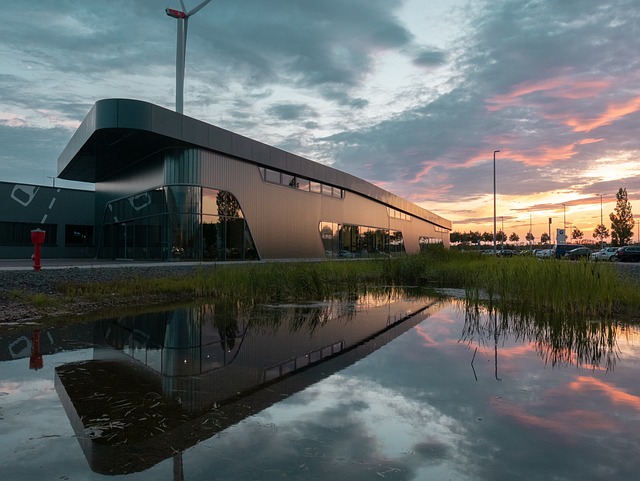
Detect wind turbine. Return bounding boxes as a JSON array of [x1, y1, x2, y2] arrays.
[[166, 0, 212, 114]]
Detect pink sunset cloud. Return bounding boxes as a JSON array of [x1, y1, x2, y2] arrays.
[[564, 96, 640, 132], [567, 376, 640, 410], [486, 75, 610, 111]]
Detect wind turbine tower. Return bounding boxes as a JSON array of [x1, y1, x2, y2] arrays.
[[166, 0, 212, 114]]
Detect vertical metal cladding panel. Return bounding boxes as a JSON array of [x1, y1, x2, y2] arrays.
[[164, 149, 200, 185], [391, 216, 450, 252], [198, 150, 325, 259], [195, 148, 451, 259], [336, 192, 389, 228]]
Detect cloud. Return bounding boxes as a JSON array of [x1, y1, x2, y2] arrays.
[[412, 48, 448, 69], [1, 0, 639, 236], [266, 103, 318, 121]]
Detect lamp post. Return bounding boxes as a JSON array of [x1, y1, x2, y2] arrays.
[[562, 203, 566, 232], [501, 216, 504, 250], [493, 150, 500, 256], [166, 0, 213, 114], [600, 194, 604, 248]]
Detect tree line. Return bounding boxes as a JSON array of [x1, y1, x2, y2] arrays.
[[451, 188, 635, 247]]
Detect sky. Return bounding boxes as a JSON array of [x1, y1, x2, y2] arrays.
[[1, 0, 639, 242]]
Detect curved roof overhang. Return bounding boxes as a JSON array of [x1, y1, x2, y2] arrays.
[[58, 98, 451, 230]]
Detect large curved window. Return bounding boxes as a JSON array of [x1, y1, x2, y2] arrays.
[[202, 188, 257, 261], [320, 222, 405, 258], [99, 186, 257, 261]]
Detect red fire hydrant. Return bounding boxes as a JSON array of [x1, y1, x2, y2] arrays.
[[31, 229, 46, 271]]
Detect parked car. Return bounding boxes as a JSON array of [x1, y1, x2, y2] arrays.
[[591, 247, 619, 261], [564, 246, 592, 260], [613, 245, 640, 262], [535, 248, 552, 259], [552, 244, 581, 259], [498, 249, 515, 257]]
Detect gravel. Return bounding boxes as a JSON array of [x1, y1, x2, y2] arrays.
[[0, 265, 203, 325]]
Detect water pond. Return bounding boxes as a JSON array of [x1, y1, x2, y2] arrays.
[[1, 290, 639, 480]]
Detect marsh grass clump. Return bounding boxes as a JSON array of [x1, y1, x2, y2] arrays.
[[463, 255, 640, 318], [381, 245, 481, 287]]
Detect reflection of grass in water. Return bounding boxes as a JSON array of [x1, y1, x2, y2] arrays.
[[460, 301, 623, 371]]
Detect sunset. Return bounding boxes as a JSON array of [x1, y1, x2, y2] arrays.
[[1, 0, 638, 243]]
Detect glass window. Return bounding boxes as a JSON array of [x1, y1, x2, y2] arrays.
[[65, 225, 94, 246], [296, 177, 310, 191], [319, 222, 338, 257], [282, 173, 297, 188], [264, 169, 281, 184], [166, 185, 200, 215], [310, 181, 322, 194], [0, 222, 57, 246]]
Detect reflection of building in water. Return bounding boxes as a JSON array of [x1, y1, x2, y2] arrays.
[[54, 294, 444, 475]]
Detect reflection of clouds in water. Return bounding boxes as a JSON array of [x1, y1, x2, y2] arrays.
[[190, 372, 472, 480]]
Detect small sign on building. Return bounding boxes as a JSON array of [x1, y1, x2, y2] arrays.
[[556, 228, 566, 244]]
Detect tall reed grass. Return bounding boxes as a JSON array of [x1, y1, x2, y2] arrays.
[[47, 246, 640, 321]]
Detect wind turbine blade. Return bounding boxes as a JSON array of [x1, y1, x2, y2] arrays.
[[180, 0, 187, 12], [187, 0, 212, 16]]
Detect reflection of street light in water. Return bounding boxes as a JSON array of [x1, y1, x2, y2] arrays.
[[494, 309, 501, 381]]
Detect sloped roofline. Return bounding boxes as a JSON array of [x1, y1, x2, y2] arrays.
[[58, 98, 451, 230]]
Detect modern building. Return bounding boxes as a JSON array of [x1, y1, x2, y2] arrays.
[[1, 98, 450, 261]]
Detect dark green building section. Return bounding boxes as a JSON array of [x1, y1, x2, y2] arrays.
[[0, 181, 95, 259]]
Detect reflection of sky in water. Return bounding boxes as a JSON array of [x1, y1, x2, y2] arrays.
[[182, 304, 640, 481], [2, 302, 640, 480]]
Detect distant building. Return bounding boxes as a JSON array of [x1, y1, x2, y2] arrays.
[[1, 99, 450, 260]]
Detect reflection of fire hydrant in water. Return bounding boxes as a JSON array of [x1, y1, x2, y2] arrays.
[[31, 229, 46, 271], [30, 329, 43, 370]]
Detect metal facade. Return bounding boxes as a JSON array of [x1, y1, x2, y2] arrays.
[[51, 98, 452, 261]]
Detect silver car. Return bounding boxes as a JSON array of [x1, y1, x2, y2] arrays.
[[590, 246, 619, 261]]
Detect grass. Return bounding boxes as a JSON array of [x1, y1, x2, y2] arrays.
[[381, 247, 640, 319], [11, 246, 640, 322]]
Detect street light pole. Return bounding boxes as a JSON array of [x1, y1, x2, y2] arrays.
[[600, 194, 604, 248], [493, 150, 500, 256]]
